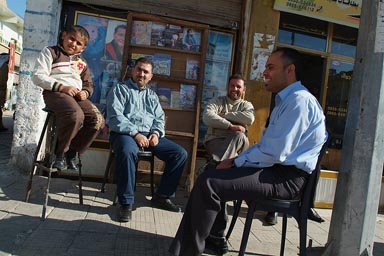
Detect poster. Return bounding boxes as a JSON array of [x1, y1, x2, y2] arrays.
[[75, 11, 126, 140]]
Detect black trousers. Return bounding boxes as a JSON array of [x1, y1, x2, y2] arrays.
[[169, 164, 308, 256]]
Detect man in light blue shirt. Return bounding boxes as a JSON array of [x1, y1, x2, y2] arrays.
[[169, 48, 327, 256], [106, 58, 187, 222]]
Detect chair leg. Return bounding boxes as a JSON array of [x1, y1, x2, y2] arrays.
[[101, 150, 114, 193], [280, 214, 288, 256], [150, 156, 155, 196], [239, 202, 256, 256], [25, 113, 51, 202], [78, 153, 83, 205], [226, 200, 242, 240], [299, 219, 308, 256]]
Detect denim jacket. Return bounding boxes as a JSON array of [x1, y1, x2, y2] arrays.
[[106, 79, 165, 137]]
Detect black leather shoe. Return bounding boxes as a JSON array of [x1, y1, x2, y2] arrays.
[[308, 208, 325, 223], [204, 235, 228, 255], [119, 204, 132, 222], [65, 149, 78, 171], [53, 155, 67, 171], [151, 195, 181, 212], [264, 212, 278, 225]]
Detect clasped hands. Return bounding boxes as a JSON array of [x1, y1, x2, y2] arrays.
[[135, 133, 159, 148]]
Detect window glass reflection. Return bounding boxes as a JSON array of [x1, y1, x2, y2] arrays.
[[325, 59, 354, 149], [278, 12, 327, 51], [331, 24, 357, 57]]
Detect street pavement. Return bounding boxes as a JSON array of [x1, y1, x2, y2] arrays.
[[0, 110, 383, 256]]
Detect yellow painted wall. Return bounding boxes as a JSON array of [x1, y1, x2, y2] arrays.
[[244, 0, 280, 145]]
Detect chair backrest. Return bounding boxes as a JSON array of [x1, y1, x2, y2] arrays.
[[307, 136, 330, 208]]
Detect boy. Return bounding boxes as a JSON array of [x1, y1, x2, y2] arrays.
[[32, 25, 105, 171]]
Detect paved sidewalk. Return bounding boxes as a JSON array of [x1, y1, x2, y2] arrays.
[[0, 110, 383, 256]]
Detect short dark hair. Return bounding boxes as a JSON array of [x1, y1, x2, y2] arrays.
[[66, 25, 90, 45], [273, 47, 303, 81], [229, 73, 246, 85], [114, 25, 126, 33], [135, 57, 154, 71]]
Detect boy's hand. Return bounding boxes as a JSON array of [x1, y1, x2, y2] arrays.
[[60, 86, 79, 97], [75, 91, 87, 101]]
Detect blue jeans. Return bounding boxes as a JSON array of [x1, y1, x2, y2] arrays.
[[110, 132, 187, 206]]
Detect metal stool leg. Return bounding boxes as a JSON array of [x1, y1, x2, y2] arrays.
[[42, 112, 58, 220], [77, 153, 83, 205], [25, 112, 52, 202]]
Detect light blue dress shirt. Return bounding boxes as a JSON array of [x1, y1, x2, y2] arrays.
[[234, 81, 327, 173]]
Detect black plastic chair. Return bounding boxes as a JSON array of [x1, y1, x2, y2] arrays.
[[226, 140, 329, 256], [100, 147, 155, 205]]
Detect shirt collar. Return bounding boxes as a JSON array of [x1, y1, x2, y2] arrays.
[[275, 81, 303, 106]]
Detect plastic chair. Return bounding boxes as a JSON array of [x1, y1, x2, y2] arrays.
[[25, 108, 83, 220], [225, 140, 329, 256], [100, 147, 155, 205]]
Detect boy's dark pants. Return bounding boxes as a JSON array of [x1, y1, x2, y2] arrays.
[[43, 91, 104, 155]]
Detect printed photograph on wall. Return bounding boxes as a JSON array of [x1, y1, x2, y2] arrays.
[[75, 11, 126, 140]]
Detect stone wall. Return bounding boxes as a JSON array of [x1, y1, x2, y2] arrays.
[[11, 0, 61, 173]]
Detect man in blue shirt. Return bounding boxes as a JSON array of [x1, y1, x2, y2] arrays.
[[106, 57, 187, 222], [169, 48, 327, 256]]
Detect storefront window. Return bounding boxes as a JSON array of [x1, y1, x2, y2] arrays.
[[278, 12, 328, 52], [325, 59, 353, 149], [331, 24, 358, 58]]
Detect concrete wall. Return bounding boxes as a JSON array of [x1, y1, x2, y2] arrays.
[[11, 0, 61, 172]]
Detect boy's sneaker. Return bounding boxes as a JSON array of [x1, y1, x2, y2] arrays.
[[65, 148, 78, 171], [52, 155, 67, 171]]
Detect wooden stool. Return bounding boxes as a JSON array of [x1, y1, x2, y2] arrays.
[[25, 108, 83, 220], [100, 148, 155, 205]]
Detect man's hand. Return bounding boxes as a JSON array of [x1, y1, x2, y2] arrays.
[[134, 133, 150, 148], [228, 123, 246, 133], [75, 90, 87, 101], [60, 86, 79, 97], [216, 158, 235, 169], [148, 133, 159, 147]]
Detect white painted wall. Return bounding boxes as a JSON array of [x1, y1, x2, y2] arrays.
[[11, 0, 61, 172]]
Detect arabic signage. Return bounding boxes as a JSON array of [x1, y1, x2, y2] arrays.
[[273, 0, 361, 28]]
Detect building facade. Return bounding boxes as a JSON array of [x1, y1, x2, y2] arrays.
[[12, 0, 384, 209]]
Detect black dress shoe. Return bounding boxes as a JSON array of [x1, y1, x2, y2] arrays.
[[264, 212, 278, 225], [119, 204, 132, 222], [204, 235, 228, 255], [308, 208, 325, 223], [52, 155, 67, 171], [151, 195, 181, 212], [65, 149, 78, 171]]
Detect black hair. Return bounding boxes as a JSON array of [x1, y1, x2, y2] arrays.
[[66, 25, 90, 45], [229, 73, 246, 85], [273, 47, 304, 81], [114, 25, 126, 33], [134, 57, 154, 71]]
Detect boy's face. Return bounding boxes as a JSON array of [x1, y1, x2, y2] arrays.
[[61, 31, 87, 56]]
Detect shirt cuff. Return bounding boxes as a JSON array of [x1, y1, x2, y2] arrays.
[[130, 130, 138, 137]]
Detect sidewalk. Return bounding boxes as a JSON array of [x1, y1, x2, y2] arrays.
[[0, 110, 383, 256]]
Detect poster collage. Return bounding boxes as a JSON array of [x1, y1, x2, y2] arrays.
[[75, 12, 234, 143]]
